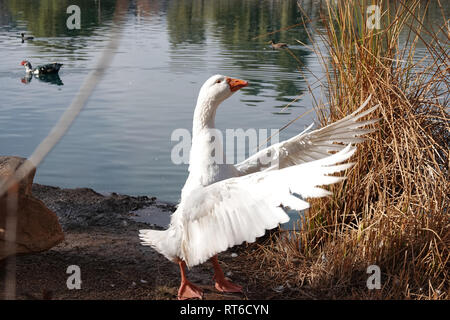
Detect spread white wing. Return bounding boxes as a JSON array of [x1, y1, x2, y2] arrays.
[[179, 145, 356, 267], [235, 95, 379, 175]]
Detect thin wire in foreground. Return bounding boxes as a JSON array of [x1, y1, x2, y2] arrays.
[[1, 0, 129, 300], [0, 8, 127, 198]]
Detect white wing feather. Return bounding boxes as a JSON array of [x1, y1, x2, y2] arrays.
[[179, 144, 356, 267], [140, 96, 378, 267], [235, 95, 379, 175]]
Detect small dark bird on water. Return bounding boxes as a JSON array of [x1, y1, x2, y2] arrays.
[[269, 39, 288, 49], [21, 33, 34, 42], [21, 60, 63, 75]]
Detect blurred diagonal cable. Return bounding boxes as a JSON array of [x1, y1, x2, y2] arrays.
[[0, 1, 128, 198], [1, 0, 129, 299]]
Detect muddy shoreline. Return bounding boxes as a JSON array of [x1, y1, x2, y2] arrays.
[[0, 184, 265, 300], [30, 184, 175, 231]]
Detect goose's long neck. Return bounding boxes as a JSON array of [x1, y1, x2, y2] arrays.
[[187, 93, 227, 186], [192, 95, 220, 136]]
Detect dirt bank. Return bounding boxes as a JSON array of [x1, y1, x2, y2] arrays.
[[0, 184, 275, 300]]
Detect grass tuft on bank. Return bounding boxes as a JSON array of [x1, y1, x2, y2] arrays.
[[244, 0, 449, 299]]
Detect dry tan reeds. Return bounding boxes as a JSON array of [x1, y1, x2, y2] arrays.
[[244, 0, 449, 299]]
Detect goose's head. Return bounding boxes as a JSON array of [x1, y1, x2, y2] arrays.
[[198, 74, 248, 105], [193, 74, 248, 131]]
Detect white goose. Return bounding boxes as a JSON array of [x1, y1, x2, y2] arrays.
[[140, 75, 378, 299]]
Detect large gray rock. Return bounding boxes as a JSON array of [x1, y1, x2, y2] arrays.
[[0, 156, 64, 260]]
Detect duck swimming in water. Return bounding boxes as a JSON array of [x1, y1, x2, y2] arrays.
[[20, 60, 63, 75], [269, 39, 288, 49], [21, 33, 34, 42]]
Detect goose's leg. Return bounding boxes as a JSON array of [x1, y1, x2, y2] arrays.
[[177, 260, 203, 300], [211, 255, 243, 293]]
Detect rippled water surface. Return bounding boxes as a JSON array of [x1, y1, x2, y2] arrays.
[[0, 0, 446, 202]]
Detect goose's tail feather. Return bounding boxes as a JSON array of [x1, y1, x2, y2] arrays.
[[139, 228, 180, 262], [139, 229, 165, 246]]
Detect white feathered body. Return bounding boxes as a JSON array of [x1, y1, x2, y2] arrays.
[[140, 127, 240, 264], [140, 75, 378, 267]]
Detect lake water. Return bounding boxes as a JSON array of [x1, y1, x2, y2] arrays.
[[0, 0, 446, 203]]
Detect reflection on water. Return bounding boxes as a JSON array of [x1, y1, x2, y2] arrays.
[[165, 0, 309, 104], [0, 0, 447, 202], [21, 73, 64, 86]]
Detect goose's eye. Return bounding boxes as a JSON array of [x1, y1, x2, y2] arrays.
[[215, 79, 222, 84]]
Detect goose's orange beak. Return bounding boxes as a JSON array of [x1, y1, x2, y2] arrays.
[[226, 77, 248, 92]]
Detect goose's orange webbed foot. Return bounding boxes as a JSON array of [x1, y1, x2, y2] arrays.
[[177, 280, 204, 300], [213, 275, 243, 293], [177, 260, 204, 300], [210, 255, 243, 293]]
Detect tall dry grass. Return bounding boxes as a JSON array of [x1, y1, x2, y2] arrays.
[[245, 0, 449, 299]]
